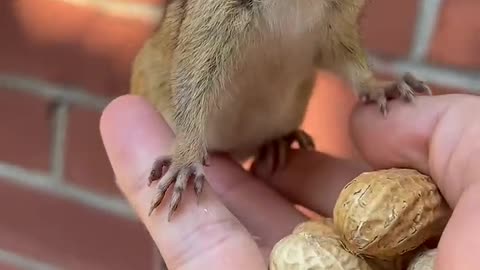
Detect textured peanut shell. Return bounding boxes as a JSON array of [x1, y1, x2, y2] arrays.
[[407, 248, 437, 270], [333, 168, 451, 259], [365, 246, 426, 270], [364, 257, 404, 270], [270, 234, 373, 270], [292, 218, 340, 239]]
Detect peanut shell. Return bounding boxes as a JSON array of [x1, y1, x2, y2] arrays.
[[407, 248, 437, 270], [292, 218, 339, 239], [364, 246, 426, 270], [364, 257, 404, 270], [333, 168, 451, 259], [270, 233, 373, 270]]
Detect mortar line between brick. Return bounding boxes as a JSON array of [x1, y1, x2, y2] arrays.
[[409, 0, 444, 61], [59, 0, 163, 23], [0, 74, 110, 111], [50, 102, 69, 182], [0, 162, 135, 219], [369, 56, 480, 92], [0, 248, 59, 270]]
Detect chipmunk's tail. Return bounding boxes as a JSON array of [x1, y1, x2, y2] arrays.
[[60, 0, 165, 24]]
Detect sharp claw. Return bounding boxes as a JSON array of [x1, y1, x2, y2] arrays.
[[167, 191, 182, 222], [381, 107, 388, 117], [148, 186, 169, 216], [167, 208, 175, 222], [250, 129, 315, 179], [308, 137, 316, 149], [203, 157, 211, 167], [404, 72, 432, 95], [423, 84, 433, 95], [147, 177, 155, 187], [379, 100, 388, 117], [194, 175, 205, 205], [148, 200, 160, 216], [406, 93, 415, 103], [147, 162, 180, 217], [296, 130, 316, 150], [401, 90, 415, 103]]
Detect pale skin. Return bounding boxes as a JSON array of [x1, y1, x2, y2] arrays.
[[100, 92, 480, 269]]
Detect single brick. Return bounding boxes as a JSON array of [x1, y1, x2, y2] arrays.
[[0, 180, 153, 270], [0, 0, 158, 98], [65, 106, 119, 195], [359, 0, 418, 58], [428, 0, 480, 70], [0, 89, 51, 171]]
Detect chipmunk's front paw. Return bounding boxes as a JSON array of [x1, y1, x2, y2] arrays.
[[250, 129, 315, 179], [359, 72, 432, 116], [147, 157, 205, 221]]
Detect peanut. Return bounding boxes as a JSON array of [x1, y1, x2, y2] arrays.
[[333, 168, 451, 258], [407, 248, 438, 270]]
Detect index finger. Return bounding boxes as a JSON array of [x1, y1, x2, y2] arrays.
[[100, 95, 266, 270]]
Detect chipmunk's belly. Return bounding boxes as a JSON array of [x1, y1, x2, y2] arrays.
[[206, 34, 317, 159]]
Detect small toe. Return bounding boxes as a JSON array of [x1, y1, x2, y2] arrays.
[[148, 167, 178, 216], [377, 95, 388, 116], [294, 130, 315, 150], [251, 143, 276, 178], [167, 169, 190, 221], [403, 73, 432, 95], [193, 165, 206, 204], [148, 158, 171, 186], [275, 139, 289, 171], [250, 129, 316, 179], [194, 175, 205, 203], [397, 80, 415, 102]]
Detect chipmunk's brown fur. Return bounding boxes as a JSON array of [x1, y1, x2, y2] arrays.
[[130, 0, 431, 220]]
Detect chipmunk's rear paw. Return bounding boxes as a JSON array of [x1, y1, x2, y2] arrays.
[[250, 129, 315, 179]]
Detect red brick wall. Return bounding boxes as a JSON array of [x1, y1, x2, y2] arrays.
[[0, 0, 478, 269]]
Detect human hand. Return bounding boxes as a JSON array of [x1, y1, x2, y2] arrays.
[[100, 92, 480, 270], [99, 94, 369, 269], [348, 93, 480, 270]]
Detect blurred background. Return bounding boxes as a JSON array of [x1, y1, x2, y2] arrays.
[[0, 0, 478, 269]]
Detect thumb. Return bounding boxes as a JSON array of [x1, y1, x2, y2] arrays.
[[350, 93, 480, 270], [350, 93, 476, 206]]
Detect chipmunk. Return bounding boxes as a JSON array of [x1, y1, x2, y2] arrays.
[[130, 0, 431, 220]]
